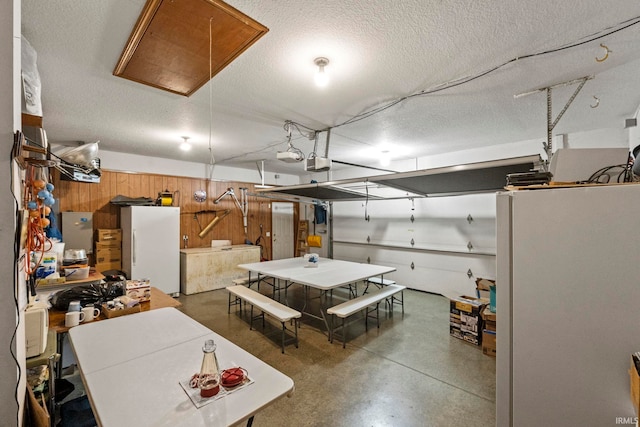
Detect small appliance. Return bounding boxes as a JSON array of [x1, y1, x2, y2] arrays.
[[25, 306, 48, 358]]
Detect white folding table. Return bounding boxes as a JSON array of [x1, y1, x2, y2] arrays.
[[238, 257, 396, 333], [68, 308, 294, 427]]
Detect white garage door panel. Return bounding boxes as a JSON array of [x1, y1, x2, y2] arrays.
[[333, 244, 494, 295]]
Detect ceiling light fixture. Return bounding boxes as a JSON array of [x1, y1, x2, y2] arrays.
[[314, 57, 329, 87], [180, 136, 192, 151]]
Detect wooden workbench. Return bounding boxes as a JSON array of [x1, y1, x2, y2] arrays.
[[48, 287, 182, 334]]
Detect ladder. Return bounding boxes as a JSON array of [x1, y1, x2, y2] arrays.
[[296, 220, 309, 257]]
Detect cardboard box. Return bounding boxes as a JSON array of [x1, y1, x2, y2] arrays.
[[449, 295, 488, 346], [95, 247, 122, 264], [481, 306, 496, 332], [482, 330, 496, 357], [96, 229, 122, 242], [95, 240, 121, 250], [476, 278, 496, 312], [94, 261, 122, 272], [630, 355, 640, 415], [101, 303, 141, 319], [125, 279, 151, 302]]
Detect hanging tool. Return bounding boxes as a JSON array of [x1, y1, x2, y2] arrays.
[[213, 187, 249, 235], [197, 209, 231, 238]]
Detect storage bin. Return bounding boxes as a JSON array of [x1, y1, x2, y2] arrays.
[[64, 266, 90, 280]]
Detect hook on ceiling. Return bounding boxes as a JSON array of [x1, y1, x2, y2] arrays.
[[595, 43, 611, 63]]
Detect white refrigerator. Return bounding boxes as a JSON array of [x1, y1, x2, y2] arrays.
[[496, 184, 640, 426], [121, 206, 180, 296]]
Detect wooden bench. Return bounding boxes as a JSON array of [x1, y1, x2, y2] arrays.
[[327, 284, 406, 348], [226, 285, 301, 353]]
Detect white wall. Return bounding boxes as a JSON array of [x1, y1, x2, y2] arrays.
[[329, 127, 635, 297], [2, 0, 24, 424], [97, 150, 300, 186]]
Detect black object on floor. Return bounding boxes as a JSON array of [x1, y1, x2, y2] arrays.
[[54, 378, 74, 402], [58, 395, 96, 427]]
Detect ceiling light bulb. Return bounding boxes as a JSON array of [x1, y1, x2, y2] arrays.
[[314, 57, 329, 87], [180, 136, 192, 151]]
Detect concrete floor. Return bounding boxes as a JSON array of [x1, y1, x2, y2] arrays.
[[176, 284, 496, 427]]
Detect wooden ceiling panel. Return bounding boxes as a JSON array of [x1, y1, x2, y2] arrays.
[[113, 0, 269, 96]]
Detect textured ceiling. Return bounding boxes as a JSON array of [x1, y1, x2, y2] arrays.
[[20, 0, 640, 177]]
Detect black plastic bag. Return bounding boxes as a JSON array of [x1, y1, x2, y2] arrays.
[[50, 282, 124, 311]]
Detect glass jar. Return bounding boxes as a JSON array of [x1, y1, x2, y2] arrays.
[[198, 339, 220, 397]]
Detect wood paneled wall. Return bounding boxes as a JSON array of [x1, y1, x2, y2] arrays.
[[53, 169, 279, 260]]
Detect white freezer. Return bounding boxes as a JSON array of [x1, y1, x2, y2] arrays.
[[121, 206, 180, 295], [496, 184, 640, 426]]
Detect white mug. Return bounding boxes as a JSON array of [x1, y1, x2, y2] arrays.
[[81, 306, 100, 322], [68, 301, 82, 312], [65, 311, 85, 327]]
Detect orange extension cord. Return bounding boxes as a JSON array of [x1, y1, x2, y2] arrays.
[[23, 165, 53, 277]]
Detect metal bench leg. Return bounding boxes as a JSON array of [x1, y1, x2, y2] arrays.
[[342, 317, 346, 349], [329, 314, 334, 343], [281, 322, 286, 354], [294, 319, 299, 349], [250, 305, 254, 330], [349, 283, 357, 298], [376, 302, 380, 328]]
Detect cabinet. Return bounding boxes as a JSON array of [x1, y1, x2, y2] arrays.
[[296, 220, 309, 257], [180, 245, 260, 295]]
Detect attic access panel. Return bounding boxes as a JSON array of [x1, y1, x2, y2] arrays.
[[113, 0, 268, 96]]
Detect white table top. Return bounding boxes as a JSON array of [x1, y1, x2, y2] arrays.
[[67, 307, 212, 374], [69, 308, 294, 427], [238, 257, 308, 280], [238, 257, 396, 290]]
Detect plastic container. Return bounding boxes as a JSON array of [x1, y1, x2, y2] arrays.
[[52, 241, 65, 270], [35, 250, 58, 278], [64, 266, 90, 281]]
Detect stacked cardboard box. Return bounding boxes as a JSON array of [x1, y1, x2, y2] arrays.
[[449, 295, 487, 346], [95, 229, 122, 272], [482, 306, 496, 357]]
